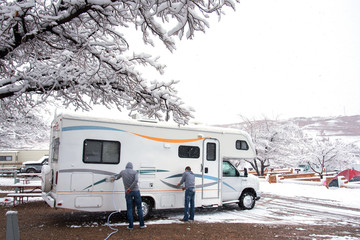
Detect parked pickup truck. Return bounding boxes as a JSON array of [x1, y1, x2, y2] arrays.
[[21, 156, 49, 173]]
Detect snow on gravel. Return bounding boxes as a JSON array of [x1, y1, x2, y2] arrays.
[[260, 180, 360, 209]]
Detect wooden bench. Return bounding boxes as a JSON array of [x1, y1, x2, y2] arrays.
[[7, 193, 42, 206], [23, 189, 42, 193]]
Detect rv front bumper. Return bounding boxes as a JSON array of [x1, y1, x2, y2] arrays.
[[42, 192, 55, 208]]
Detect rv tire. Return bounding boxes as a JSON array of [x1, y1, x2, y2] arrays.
[[134, 197, 153, 220], [238, 191, 255, 210]]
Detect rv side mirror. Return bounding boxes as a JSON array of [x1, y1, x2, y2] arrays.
[[244, 168, 248, 177]]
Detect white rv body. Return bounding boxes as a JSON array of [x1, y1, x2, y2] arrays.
[[42, 114, 260, 215]]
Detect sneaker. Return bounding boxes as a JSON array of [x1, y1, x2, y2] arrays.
[[140, 225, 147, 229], [127, 226, 133, 230]]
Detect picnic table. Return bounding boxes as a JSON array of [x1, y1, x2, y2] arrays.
[[8, 182, 41, 192], [16, 173, 41, 181], [6, 182, 42, 206], [0, 167, 18, 177]]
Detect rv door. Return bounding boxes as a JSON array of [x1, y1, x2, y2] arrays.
[[202, 138, 220, 199]]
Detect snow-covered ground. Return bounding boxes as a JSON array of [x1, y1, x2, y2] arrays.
[[260, 180, 360, 209], [142, 180, 360, 226], [0, 177, 15, 187]]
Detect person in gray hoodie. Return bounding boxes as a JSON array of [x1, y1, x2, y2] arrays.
[[177, 166, 195, 221], [112, 162, 146, 229]]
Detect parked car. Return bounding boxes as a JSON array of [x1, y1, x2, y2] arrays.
[[20, 156, 49, 173], [294, 164, 310, 173]]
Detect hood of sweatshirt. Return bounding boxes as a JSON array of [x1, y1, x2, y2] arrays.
[[126, 162, 133, 169]]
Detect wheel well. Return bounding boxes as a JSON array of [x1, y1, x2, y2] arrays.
[[142, 196, 155, 208], [240, 188, 256, 198]]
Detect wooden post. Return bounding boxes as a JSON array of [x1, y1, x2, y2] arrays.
[[6, 211, 20, 240]]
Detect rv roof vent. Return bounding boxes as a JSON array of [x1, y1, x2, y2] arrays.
[[131, 113, 141, 119], [131, 114, 157, 123]]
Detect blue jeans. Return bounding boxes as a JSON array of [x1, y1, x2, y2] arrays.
[[125, 190, 145, 228], [184, 188, 195, 221]]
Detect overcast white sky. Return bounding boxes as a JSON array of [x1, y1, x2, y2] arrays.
[[87, 0, 360, 125], [142, 0, 360, 124]]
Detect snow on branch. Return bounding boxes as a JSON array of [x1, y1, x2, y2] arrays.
[[0, 0, 238, 126]]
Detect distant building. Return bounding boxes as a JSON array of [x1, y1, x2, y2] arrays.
[[0, 149, 49, 167]]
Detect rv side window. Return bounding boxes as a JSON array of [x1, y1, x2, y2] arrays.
[[83, 139, 120, 164], [236, 140, 249, 150], [206, 142, 216, 161], [178, 146, 200, 158]]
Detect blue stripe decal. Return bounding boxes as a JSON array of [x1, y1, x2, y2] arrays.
[[166, 173, 237, 191], [79, 171, 237, 192], [139, 169, 169, 174], [62, 126, 126, 132], [166, 173, 218, 182], [223, 181, 237, 191], [83, 178, 107, 191], [200, 174, 218, 182], [165, 174, 183, 179]]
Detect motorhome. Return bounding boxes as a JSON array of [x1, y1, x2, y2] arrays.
[[42, 114, 261, 218]]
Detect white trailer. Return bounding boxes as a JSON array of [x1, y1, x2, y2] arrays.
[[42, 113, 261, 217]]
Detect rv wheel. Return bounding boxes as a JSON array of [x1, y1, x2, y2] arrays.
[[238, 191, 255, 210], [134, 198, 153, 220]]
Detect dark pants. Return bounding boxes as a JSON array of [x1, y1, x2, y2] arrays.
[[184, 188, 195, 221], [125, 190, 145, 228]]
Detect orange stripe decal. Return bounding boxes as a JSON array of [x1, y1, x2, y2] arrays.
[[132, 133, 208, 143]]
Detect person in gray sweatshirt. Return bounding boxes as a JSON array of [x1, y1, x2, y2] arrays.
[[177, 166, 195, 221], [112, 162, 146, 229]]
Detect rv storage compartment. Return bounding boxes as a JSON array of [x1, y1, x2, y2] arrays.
[[75, 196, 103, 208]]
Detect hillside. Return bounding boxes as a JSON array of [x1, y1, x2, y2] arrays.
[[292, 115, 360, 137], [219, 115, 360, 145]]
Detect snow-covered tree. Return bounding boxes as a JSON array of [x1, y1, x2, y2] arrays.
[[0, 0, 237, 126], [0, 105, 49, 149], [302, 138, 359, 178], [231, 116, 360, 177], [236, 116, 305, 176]]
